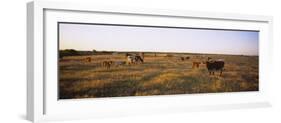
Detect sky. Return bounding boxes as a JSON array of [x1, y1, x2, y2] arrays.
[[59, 23, 259, 56]]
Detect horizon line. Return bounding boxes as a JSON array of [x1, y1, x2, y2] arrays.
[[59, 49, 259, 56]]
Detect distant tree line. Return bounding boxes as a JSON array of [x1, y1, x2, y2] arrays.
[[59, 49, 117, 58]]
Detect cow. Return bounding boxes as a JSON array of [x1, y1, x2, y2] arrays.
[[127, 56, 136, 65], [206, 59, 225, 76], [102, 61, 113, 69], [180, 56, 190, 61], [85, 57, 91, 62], [126, 52, 144, 64], [180, 57, 185, 61], [135, 55, 144, 63], [192, 62, 201, 69]]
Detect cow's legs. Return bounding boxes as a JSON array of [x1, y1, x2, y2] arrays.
[[209, 71, 215, 75]]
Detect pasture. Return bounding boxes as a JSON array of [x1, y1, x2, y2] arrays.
[[59, 53, 258, 99]]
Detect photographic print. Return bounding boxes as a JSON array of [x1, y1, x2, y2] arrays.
[[58, 22, 259, 99]]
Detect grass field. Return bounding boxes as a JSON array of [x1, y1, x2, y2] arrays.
[[59, 53, 258, 99]]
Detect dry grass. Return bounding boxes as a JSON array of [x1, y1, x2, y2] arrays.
[[59, 53, 258, 99]]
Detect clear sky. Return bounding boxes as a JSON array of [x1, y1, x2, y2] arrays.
[[59, 23, 259, 56]]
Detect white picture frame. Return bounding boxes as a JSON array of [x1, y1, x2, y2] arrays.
[[27, 0, 273, 122]]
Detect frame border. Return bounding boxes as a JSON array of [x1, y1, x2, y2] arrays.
[[27, 1, 273, 122]]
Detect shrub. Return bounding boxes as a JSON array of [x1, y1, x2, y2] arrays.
[[60, 49, 79, 58]]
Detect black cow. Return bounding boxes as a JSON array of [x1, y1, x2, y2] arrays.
[[206, 59, 225, 76], [180, 57, 185, 61], [135, 55, 144, 63]]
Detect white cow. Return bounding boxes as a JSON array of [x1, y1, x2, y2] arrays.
[[127, 56, 136, 64]]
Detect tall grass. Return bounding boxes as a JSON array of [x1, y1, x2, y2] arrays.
[[59, 53, 258, 99]]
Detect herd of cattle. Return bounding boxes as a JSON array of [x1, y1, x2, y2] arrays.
[[63, 53, 225, 76], [96, 53, 145, 69]]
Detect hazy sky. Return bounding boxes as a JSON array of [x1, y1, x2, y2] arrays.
[[59, 23, 259, 56]]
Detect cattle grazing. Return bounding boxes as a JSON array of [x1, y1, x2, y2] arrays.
[[102, 61, 113, 69], [180, 57, 185, 61], [85, 57, 91, 62], [135, 55, 144, 63], [126, 52, 144, 64], [180, 56, 190, 61], [206, 59, 225, 76], [192, 62, 201, 69], [127, 56, 136, 65]]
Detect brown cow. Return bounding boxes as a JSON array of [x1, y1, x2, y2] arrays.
[[192, 62, 201, 69], [84, 57, 91, 62], [102, 61, 113, 69], [180, 56, 190, 61], [180, 57, 185, 61]]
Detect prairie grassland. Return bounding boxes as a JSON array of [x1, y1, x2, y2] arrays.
[[59, 53, 258, 99]]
